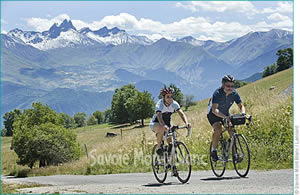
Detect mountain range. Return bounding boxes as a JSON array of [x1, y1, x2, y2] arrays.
[[1, 19, 293, 118], [6, 19, 152, 50]]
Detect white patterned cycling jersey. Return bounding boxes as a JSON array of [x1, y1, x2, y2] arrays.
[[151, 99, 180, 127]]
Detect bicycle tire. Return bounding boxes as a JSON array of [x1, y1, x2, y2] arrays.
[[151, 144, 167, 183], [209, 141, 226, 177], [174, 141, 192, 183], [232, 134, 250, 177]]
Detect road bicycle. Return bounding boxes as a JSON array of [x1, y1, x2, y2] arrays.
[[210, 114, 252, 177], [151, 125, 192, 183]]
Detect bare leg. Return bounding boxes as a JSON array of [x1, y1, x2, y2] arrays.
[[153, 123, 168, 148], [228, 126, 234, 138], [211, 122, 222, 150]]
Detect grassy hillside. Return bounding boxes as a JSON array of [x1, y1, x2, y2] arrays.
[[1, 68, 293, 176]]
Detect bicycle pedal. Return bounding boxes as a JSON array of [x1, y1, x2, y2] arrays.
[[172, 168, 178, 177], [172, 172, 178, 177]]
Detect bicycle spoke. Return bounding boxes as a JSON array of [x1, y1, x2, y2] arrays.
[[233, 134, 250, 177], [152, 144, 167, 183], [174, 142, 191, 183], [210, 141, 226, 177]]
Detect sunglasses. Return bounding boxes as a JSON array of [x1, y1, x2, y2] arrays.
[[225, 84, 234, 88], [165, 95, 173, 99]]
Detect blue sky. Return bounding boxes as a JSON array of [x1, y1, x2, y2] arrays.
[[1, 1, 293, 42]]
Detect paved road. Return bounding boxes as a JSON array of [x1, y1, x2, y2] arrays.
[[2, 169, 293, 194]]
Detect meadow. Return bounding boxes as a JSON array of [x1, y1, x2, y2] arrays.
[[1, 68, 293, 177]]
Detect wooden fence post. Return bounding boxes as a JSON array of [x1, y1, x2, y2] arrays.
[[84, 144, 88, 158]]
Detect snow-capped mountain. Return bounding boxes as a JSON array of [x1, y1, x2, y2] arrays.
[[177, 36, 205, 46], [7, 20, 99, 50], [82, 26, 153, 45], [6, 19, 153, 50], [1, 24, 293, 117], [1, 33, 26, 48], [48, 19, 77, 39]]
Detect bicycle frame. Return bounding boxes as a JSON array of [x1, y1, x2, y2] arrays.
[[224, 115, 252, 158], [161, 126, 185, 170], [219, 128, 237, 162]]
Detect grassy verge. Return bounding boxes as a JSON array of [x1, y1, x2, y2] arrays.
[[1, 182, 46, 194], [1, 69, 293, 176]]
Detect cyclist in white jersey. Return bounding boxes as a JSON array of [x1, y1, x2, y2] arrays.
[[149, 87, 191, 155]]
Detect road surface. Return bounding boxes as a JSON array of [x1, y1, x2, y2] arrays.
[[1, 169, 293, 194]]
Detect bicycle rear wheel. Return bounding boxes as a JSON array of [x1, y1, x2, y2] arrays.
[[209, 141, 226, 177], [152, 144, 167, 183], [174, 141, 192, 183], [232, 134, 250, 177]]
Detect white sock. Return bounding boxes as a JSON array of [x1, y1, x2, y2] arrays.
[[211, 148, 217, 152]]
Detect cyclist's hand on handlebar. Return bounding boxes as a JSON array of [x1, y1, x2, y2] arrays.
[[186, 123, 191, 129], [226, 116, 231, 123], [186, 123, 192, 137], [225, 116, 233, 127], [163, 125, 169, 132], [242, 113, 251, 119]]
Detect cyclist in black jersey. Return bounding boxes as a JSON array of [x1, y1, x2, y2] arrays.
[[207, 75, 246, 161]]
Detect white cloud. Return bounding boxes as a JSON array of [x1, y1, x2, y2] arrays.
[[268, 13, 291, 21], [138, 33, 174, 42], [262, 2, 293, 14], [253, 19, 293, 32], [71, 20, 100, 30], [260, 13, 293, 31], [24, 12, 292, 42], [176, 1, 258, 15], [100, 13, 138, 29]]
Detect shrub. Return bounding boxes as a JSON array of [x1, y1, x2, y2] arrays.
[[93, 111, 104, 124], [59, 113, 76, 129], [87, 115, 97, 126], [241, 102, 293, 167], [74, 112, 87, 127], [11, 103, 81, 168], [3, 109, 22, 136]]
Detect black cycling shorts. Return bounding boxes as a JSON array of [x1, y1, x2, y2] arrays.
[[207, 111, 225, 126]]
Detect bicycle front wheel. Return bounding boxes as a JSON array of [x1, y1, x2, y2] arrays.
[[232, 134, 250, 177], [152, 144, 167, 183], [174, 141, 192, 183], [209, 141, 226, 177]]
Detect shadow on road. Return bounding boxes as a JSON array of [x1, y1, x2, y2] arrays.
[[3, 175, 28, 179], [143, 182, 185, 187], [201, 176, 247, 181]]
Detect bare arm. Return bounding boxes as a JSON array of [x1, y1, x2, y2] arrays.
[[177, 109, 191, 128], [157, 112, 168, 131], [212, 103, 228, 119], [238, 103, 246, 114]]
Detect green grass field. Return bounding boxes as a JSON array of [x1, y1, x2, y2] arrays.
[[1, 68, 293, 176]]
